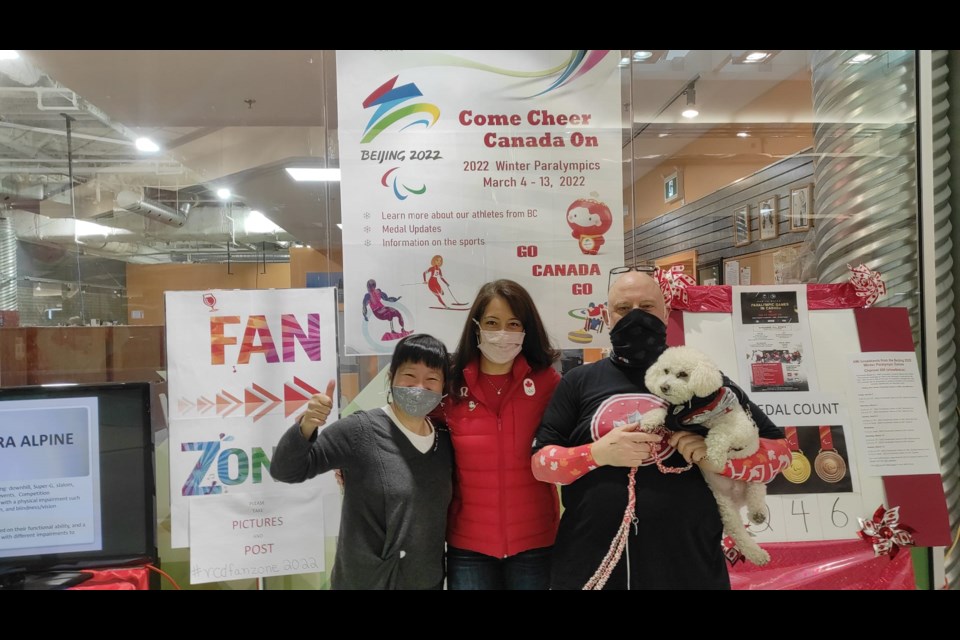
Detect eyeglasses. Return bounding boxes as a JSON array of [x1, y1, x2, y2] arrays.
[[608, 265, 656, 292]]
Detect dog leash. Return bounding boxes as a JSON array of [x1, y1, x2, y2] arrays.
[[650, 426, 693, 474], [582, 427, 694, 589], [583, 466, 638, 590]]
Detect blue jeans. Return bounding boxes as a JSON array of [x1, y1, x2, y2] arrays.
[[446, 546, 552, 590]]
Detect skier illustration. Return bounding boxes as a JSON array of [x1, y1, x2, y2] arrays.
[[421, 255, 469, 310], [362, 278, 410, 341], [423, 255, 453, 308]]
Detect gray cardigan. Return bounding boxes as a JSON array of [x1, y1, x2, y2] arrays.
[[270, 408, 453, 590]]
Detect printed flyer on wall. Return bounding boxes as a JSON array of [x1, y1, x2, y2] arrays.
[[336, 50, 623, 355], [846, 352, 940, 477], [732, 285, 819, 393]]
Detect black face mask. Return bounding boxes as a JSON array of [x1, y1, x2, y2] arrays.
[[609, 308, 667, 368]]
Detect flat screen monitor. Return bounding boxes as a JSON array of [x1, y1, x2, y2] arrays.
[[0, 382, 157, 589]]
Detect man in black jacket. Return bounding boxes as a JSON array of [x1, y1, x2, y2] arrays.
[[532, 270, 787, 590]]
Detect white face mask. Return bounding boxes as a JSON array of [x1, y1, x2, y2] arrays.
[[476, 325, 525, 364]]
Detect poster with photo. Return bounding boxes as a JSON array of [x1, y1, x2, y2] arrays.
[[733, 285, 819, 392]]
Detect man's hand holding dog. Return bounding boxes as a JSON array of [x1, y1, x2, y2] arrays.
[[668, 431, 723, 473], [591, 423, 663, 467]]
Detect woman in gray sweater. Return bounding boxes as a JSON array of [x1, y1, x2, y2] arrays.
[[270, 334, 452, 589]]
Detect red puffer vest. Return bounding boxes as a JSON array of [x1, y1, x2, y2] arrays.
[[443, 354, 561, 558]]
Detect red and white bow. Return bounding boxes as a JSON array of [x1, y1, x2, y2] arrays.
[[654, 265, 696, 308], [857, 505, 915, 558], [848, 264, 887, 307]]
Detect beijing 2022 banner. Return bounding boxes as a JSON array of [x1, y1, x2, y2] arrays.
[[337, 50, 623, 354]]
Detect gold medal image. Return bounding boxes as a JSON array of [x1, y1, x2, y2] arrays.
[[814, 449, 847, 483], [782, 426, 811, 484], [783, 450, 811, 484]]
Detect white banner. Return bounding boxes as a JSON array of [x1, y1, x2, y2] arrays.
[[165, 288, 341, 553], [189, 490, 325, 584], [337, 50, 624, 354]]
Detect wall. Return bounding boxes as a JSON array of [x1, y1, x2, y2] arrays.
[[289, 247, 342, 288], [625, 71, 815, 230], [15, 241, 128, 326], [125, 262, 291, 325], [16, 284, 125, 327], [0, 325, 165, 387], [950, 51, 960, 409], [627, 152, 815, 285], [720, 245, 802, 285]]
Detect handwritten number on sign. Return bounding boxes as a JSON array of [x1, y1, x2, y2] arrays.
[[830, 497, 849, 528], [791, 500, 810, 533]]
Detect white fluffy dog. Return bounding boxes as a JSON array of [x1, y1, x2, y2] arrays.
[[640, 345, 770, 566]]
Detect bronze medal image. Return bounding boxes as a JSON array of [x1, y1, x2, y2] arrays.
[[783, 450, 812, 484], [814, 449, 847, 483], [814, 426, 847, 483]]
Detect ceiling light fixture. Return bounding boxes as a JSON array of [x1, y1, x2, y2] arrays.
[[681, 83, 698, 119], [730, 50, 781, 66], [135, 137, 159, 152], [618, 57, 630, 68], [245, 209, 283, 234], [737, 132, 750, 138], [0, 51, 19, 61], [848, 53, 875, 64], [216, 188, 231, 200], [629, 50, 667, 65], [285, 168, 342, 182]]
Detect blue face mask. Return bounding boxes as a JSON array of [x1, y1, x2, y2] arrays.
[[391, 386, 443, 417]]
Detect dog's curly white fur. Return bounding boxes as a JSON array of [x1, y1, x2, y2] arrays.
[[641, 346, 770, 566]]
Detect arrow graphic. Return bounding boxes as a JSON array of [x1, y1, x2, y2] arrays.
[[284, 376, 322, 417]]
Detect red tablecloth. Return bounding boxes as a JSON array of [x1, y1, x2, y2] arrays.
[[730, 539, 916, 589], [70, 566, 151, 590]]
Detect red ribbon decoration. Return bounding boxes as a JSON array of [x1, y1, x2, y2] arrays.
[[857, 505, 915, 559], [654, 266, 697, 308], [847, 264, 887, 307]]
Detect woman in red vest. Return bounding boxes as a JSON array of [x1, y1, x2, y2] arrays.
[[444, 279, 561, 589]]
